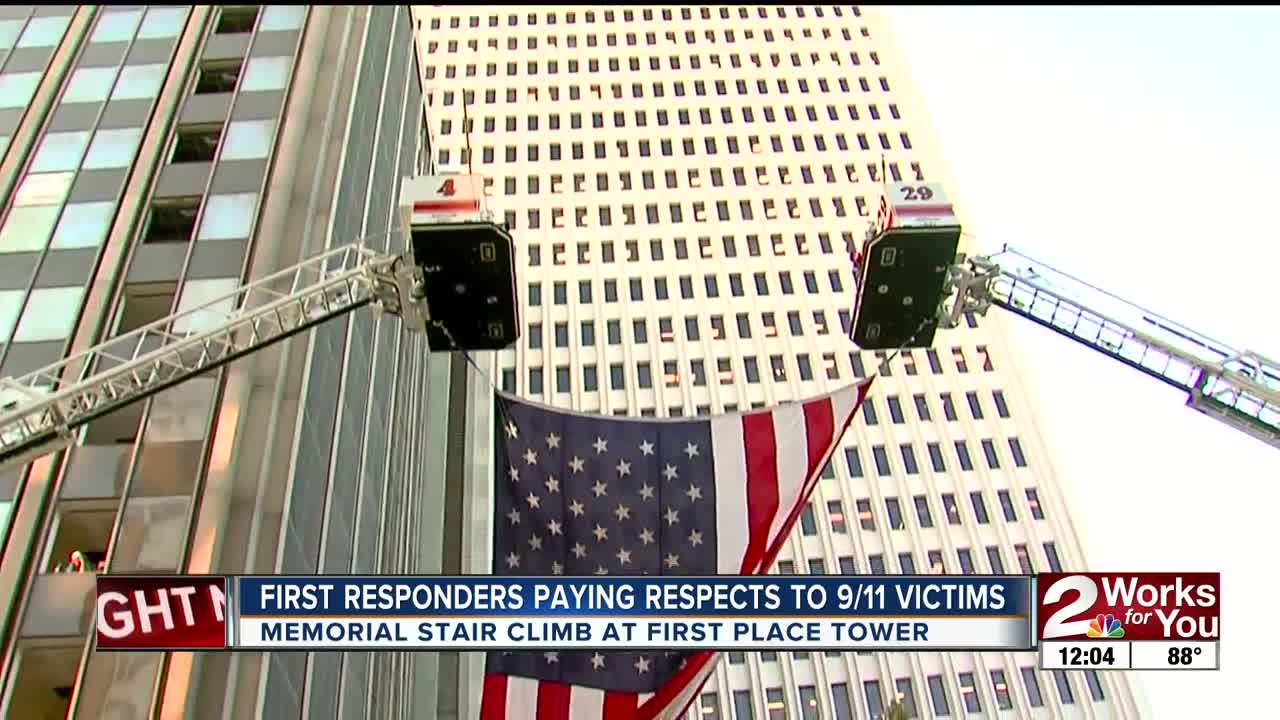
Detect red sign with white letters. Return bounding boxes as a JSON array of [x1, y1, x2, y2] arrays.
[[1037, 572, 1219, 642], [96, 575, 227, 650]]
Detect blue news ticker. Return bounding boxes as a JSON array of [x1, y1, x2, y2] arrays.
[[234, 576, 1033, 617]]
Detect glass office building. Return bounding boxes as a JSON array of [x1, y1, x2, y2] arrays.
[[0, 6, 452, 719]]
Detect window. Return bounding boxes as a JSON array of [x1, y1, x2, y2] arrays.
[[1026, 488, 1044, 520], [52, 201, 115, 249], [798, 686, 819, 720], [981, 439, 1001, 469], [215, 6, 259, 34], [893, 678, 918, 718], [195, 62, 241, 94], [528, 368, 543, 394], [942, 494, 961, 525], [987, 546, 1005, 574], [92, 10, 143, 43], [856, 499, 874, 530], [83, 127, 143, 169], [17, 16, 70, 48], [9, 286, 83, 342], [197, 194, 257, 240], [926, 676, 950, 716], [970, 492, 989, 524], [241, 56, 292, 92], [142, 198, 200, 244], [0, 206, 59, 253], [221, 119, 275, 160], [0, 71, 41, 109], [958, 672, 981, 712], [172, 126, 221, 163], [30, 131, 90, 172], [111, 64, 167, 101], [990, 670, 1013, 710], [992, 390, 1010, 418], [259, 5, 307, 31], [1084, 670, 1106, 702], [966, 391, 984, 420], [733, 690, 753, 720], [885, 496, 904, 529], [913, 496, 933, 528], [827, 501, 846, 533], [1008, 437, 1027, 467], [927, 442, 945, 472], [62, 66, 119, 104], [799, 504, 818, 536], [701, 693, 723, 720], [1043, 542, 1063, 572], [1053, 672, 1075, 704], [862, 682, 884, 720], [998, 490, 1017, 522], [1021, 667, 1045, 707]]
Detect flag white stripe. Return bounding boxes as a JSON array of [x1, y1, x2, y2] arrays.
[[710, 414, 750, 573], [568, 686, 605, 720], [506, 676, 540, 718], [768, 401, 809, 545], [830, 384, 862, 447]]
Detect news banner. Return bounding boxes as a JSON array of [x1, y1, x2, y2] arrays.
[[94, 572, 1219, 670]]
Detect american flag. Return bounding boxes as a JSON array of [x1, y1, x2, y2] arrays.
[[481, 380, 873, 720]]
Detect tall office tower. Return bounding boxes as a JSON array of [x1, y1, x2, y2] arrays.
[[418, 5, 1147, 719], [0, 6, 452, 719]]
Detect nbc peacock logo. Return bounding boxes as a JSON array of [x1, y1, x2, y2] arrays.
[[1086, 613, 1125, 638]]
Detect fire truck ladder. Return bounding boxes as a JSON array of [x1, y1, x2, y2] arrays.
[[940, 245, 1280, 450], [0, 242, 429, 472]]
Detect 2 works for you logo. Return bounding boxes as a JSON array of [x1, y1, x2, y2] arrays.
[[1037, 573, 1219, 642]]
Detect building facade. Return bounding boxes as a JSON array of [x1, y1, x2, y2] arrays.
[[0, 6, 455, 719], [417, 4, 1146, 719]]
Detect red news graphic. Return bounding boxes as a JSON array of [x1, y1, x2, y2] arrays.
[[1037, 572, 1219, 642], [96, 576, 227, 650]]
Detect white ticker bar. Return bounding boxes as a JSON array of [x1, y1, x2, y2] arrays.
[[1040, 641, 1131, 671], [1130, 641, 1219, 671]]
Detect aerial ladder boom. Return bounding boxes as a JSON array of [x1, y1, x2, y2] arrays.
[[939, 246, 1280, 450], [0, 243, 422, 471]]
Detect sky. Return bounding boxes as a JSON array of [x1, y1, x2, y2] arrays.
[[883, 6, 1279, 717]]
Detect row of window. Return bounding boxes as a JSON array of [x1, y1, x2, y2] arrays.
[[443, 104, 904, 138], [513, 341, 991, 384], [426, 54, 891, 90], [800, 485, 1046, 539], [442, 137, 909, 175], [484, 194, 882, 230], [430, 78, 894, 108], [526, 232, 851, 266], [774, 535, 1060, 578], [487, 166, 919, 214], [430, 6, 860, 30], [703, 664, 1103, 719]]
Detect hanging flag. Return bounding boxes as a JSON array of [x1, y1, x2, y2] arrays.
[[482, 380, 874, 720]]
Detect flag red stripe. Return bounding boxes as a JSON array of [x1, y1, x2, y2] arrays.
[[480, 673, 507, 720], [536, 680, 571, 720], [604, 690, 639, 719], [739, 412, 779, 574]]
